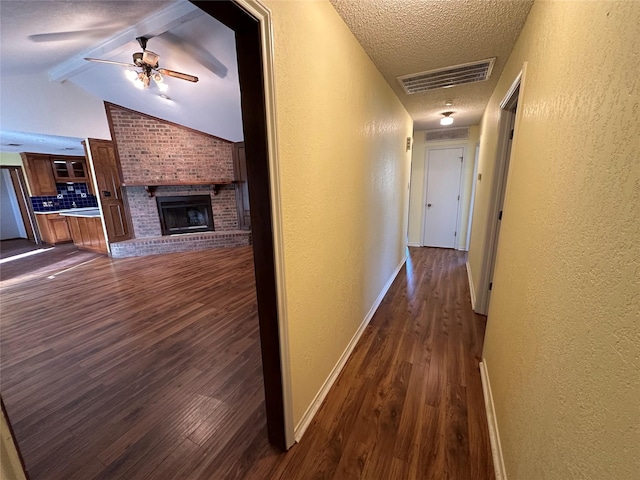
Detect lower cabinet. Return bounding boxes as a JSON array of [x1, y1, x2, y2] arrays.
[[66, 216, 108, 254], [35, 214, 72, 244]]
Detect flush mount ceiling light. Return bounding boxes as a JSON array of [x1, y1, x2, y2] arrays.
[[440, 111, 455, 126]]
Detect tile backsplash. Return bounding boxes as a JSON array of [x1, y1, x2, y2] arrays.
[[31, 183, 98, 212]]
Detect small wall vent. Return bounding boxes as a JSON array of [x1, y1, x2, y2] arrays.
[[398, 58, 495, 94], [425, 127, 469, 142]]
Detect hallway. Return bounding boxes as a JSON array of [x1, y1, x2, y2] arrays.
[[251, 246, 494, 480]]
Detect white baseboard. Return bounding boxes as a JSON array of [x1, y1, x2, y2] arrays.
[[466, 260, 476, 310], [294, 255, 407, 441], [407, 242, 421, 247], [480, 360, 507, 480]]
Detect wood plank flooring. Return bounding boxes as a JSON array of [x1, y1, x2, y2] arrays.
[[1, 243, 102, 286], [0, 246, 493, 479], [248, 247, 494, 480], [0, 239, 41, 259]]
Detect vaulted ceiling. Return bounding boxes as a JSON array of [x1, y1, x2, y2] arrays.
[[0, 0, 533, 154], [0, 0, 243, 153]]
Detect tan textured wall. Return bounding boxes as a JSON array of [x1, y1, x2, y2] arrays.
[[408, 126, 479, 249], [470, 1, 640, 479], [263, 0, 413, 426]]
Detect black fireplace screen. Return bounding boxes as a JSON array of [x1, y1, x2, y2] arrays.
[[156, 195, 214, 235]]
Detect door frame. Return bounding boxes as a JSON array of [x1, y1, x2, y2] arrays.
[[466, 142, 480, 251], [192, 0, 294, 450], [1, 166, 40, 244], [476, 65, 526, 315], [421, 145, 466, 248]]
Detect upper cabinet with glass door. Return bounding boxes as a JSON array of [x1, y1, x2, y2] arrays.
[[51, 156, 89, 182]]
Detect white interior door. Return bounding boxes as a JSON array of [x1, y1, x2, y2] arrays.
[[422, 147, 463, 248]]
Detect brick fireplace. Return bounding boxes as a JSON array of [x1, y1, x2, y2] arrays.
[[105, 103, 250, 258]]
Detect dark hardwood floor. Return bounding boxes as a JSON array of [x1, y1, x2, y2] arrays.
[[0, 246, 493, 479], [0, 238, 40, 259], [1, 242, 102, 286], [247, 247, 495, 480]]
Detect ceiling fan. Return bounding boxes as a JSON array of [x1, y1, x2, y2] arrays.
[[84, 37, 198, 91]]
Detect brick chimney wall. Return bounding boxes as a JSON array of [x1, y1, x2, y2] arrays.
[[106, 103, 238, 237]]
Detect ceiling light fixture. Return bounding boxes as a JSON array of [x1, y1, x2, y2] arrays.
[[125, 67, 167, 92], [88, 38, 197, 94], [440, 111, 455, 126]]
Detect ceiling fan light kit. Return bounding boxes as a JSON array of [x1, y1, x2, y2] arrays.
[[84, 36, 198, 92]]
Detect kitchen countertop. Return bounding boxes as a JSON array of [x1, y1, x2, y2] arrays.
[[59, 208, 101, 218], [36, 207, 101, 218]]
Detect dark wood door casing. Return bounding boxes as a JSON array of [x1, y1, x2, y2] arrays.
[[83, 139, 132, 243], [192, 0, 288, 450]]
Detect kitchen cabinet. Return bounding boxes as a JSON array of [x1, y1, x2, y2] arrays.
[[35, 213, 72, 244], [51, 157, 89, 182], [65, 215, 107, 254], [20, 153, 93, 195], [21, 153, 57, 196]]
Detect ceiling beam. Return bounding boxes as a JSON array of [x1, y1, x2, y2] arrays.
[[48, 0, 203, 83]]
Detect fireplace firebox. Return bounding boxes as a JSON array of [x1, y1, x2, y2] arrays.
[[156, 195, 214, 235]]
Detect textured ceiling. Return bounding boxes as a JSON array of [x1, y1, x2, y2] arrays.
[[329, 0, 534, 130]]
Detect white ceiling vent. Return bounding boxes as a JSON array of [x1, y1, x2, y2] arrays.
[[425, 127, 469, 142], [398, 58, 495, 94]]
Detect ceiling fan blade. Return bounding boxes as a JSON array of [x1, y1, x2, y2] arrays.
[[85, 58, 137, 67], [29, 28, 116, 43], [158, 68, 199, 83]]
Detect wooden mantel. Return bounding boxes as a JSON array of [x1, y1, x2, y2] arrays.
[[121, 180, 234, 197]]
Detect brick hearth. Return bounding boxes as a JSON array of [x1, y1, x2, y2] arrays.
[[110, 231, 251, 258]]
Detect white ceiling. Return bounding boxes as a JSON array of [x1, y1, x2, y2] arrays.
[[0, 0, 174, 76], [0, 131, 84, 155], [329, 0, 534, 130], [0, 0, 243, 154]]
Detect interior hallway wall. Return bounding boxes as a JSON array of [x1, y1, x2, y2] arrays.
[[263, 0, 413, 428], [468, 1, 640, 478], [408, 126, 479, 249]]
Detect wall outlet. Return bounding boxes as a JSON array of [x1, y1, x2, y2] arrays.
[[80, 193, 87, 198], [67, 185, 74, 191], [57, 194, 64, 199]]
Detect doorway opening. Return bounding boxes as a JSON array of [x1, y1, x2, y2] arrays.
[[1, 4, 292, 479], [476, 70, 522, 314], [0, 166, 40, 259]]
